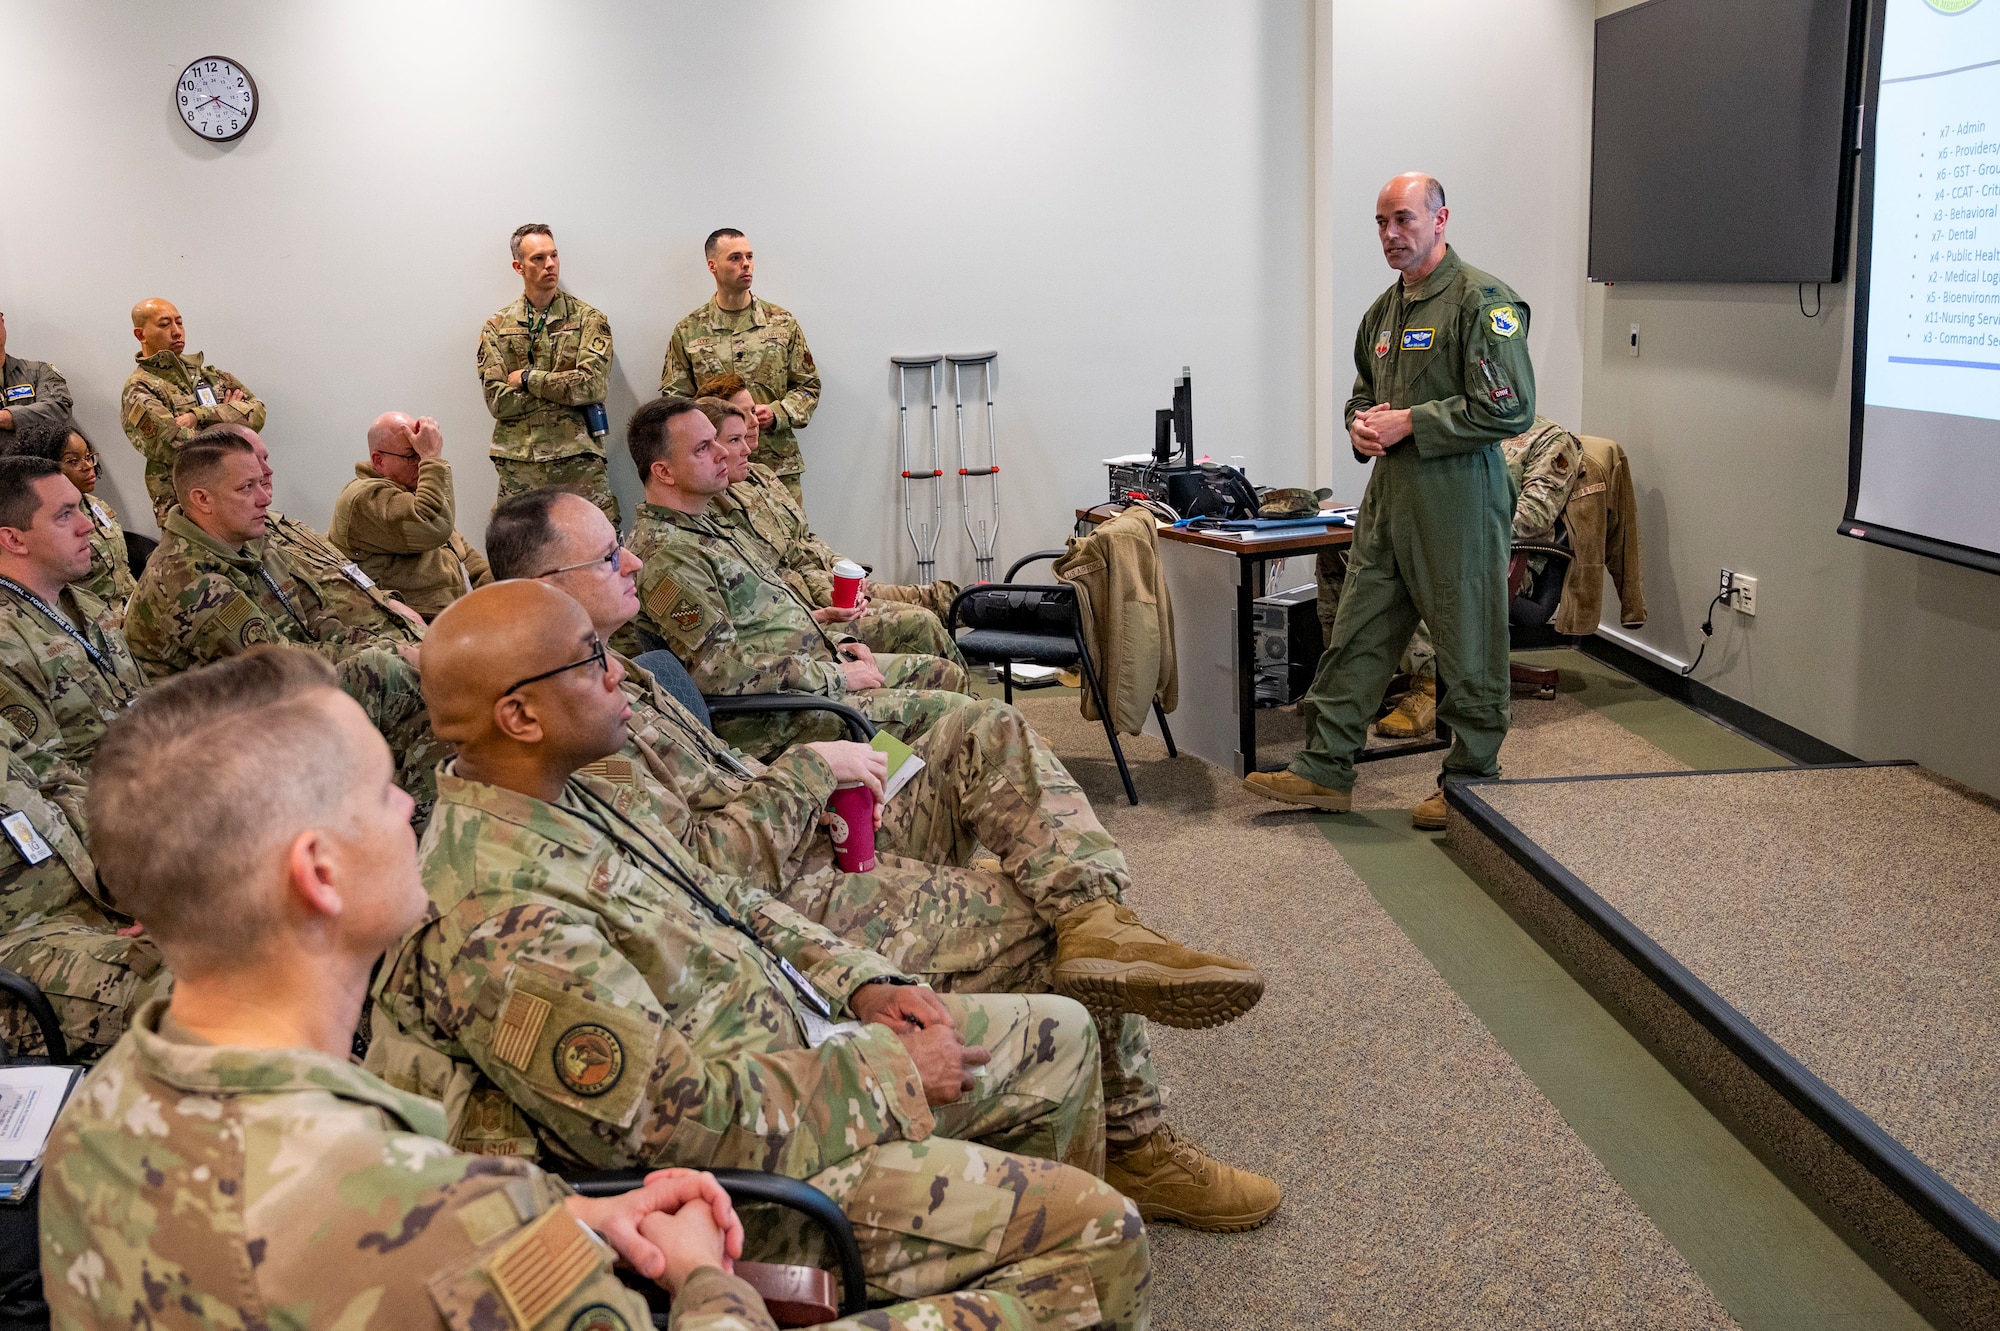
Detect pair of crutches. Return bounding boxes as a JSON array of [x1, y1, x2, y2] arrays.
[[894, 352, 1000, 583]]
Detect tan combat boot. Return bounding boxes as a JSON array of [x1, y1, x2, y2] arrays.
[[1106, 1124, 1283, 1232], [1412, 786, 1449, 831], [1373, 674, 1437, 738], [1053, 899, 1264, 1029], [1241, 770, 1352, 811]]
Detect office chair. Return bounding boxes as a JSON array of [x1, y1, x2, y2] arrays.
[[628, 648, 876, 743], [946, 551, 1176, 806], [0, 966, 67, 1331], [1507, 528, 1577, 699]]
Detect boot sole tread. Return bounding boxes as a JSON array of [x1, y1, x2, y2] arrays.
[[1123, 1202, 1282, 1232], [1054, 961, 1265, 1030]]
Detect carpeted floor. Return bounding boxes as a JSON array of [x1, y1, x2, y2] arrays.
[[1478, 763, 2000, 1222], [1014, 685, 1741, 1329]]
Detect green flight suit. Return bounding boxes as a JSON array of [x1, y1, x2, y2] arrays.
[[1292, 245, 1534, 792]]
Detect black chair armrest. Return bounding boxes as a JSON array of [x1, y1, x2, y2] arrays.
[[0, 966, 67, 1064], [565, 1168, 868, 1317], [1511, 540, 1574, 565], [702, 694, 876, 743], [1003, 550, 1067, 582]]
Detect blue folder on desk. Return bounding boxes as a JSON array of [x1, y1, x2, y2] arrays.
[[1176, 513, 1353, 532]]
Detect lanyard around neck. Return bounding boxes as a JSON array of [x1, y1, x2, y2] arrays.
[[0, 577, 135, 701]]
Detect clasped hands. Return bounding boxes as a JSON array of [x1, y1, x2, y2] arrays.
[[563, 1166, 745, 1295], [850, 979, 991, 1107], [1350, 404, 1414, 457]]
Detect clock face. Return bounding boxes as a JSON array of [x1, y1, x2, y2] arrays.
[[176, 56, 257, 142]]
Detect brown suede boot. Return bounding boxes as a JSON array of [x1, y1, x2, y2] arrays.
[[1373, 674, 1437, 738], [1412, 786, 1448, 831], [1106, 1124, 1283, 1233], [1052, 899, 1264, 1029], [1241, 770, 1352, 811]]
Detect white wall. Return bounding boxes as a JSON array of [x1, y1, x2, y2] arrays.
[[0, 0, 1311, 585], [1582, 0, 2000, 795], [1313, 0, 1596, 498]]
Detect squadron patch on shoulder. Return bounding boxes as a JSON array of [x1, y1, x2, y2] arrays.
[[0, 706, 36, 741], [1488, 305, 1522, 338], [567, 1305, 631, 1331], [552, 1023, 624, 1097], [644, 575, 709, 639]]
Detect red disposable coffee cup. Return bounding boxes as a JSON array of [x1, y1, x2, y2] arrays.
[[831, 559, 866, 610], [827, 782, 877, 873]]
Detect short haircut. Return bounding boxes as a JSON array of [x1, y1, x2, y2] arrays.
[[172, 428, 255, 503], [627, 396, 707, 481], [5, 416, 82, 466], [1421, 175, 1446, 212], [485, 486, 576, 580], [0, 456, 62, 532], [511, 223, 554, 262], [695, 371, 750, 400], [87, 647, 353, 973], [704, 228, 746, 259], [695, 396, 748, 434]]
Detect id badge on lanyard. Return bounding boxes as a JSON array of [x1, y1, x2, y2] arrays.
[[194, 379, 219, 409], [0, 810, 53, 865]]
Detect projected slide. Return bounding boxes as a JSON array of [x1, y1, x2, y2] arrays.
[[1855, 0, 2000, 562]]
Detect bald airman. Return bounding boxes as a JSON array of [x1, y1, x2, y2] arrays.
[[119, 298, 266, 523]]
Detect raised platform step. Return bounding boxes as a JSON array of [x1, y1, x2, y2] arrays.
[[1446, 761, 2000, 1331]]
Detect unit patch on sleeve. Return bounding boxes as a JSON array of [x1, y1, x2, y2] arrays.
[[1488, 306, 1522, 338], [1400, 329, 1435, 351]]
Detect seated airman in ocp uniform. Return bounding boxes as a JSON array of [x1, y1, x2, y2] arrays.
[[695, 390, 964, 665], [122, 428, 446, 822], [0, 714, 164, 1062], [367, 581, 1150, 1327], [42, 647, 1034, 1331]]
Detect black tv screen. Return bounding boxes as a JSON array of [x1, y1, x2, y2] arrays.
[[1589, 0, 1865, 283]]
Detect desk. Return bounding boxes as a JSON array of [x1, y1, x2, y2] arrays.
[[1077, 508, 1351, 776]]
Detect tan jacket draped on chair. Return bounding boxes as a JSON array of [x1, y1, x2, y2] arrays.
[[1553, 435, 1646, 635], [1053, 507, 1178, 734]]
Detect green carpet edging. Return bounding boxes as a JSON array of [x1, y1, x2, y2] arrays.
[[1307, 651, 1929, 1329], [1315, 811, 1930, 1330]]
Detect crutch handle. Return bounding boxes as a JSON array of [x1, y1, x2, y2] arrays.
[[901, 470, 943, 479], [959, 467, 1000, 476]]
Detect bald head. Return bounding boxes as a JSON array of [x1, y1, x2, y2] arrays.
[[422, 582, 628, 791], [132, 299, 185, 356], [368, 412, 415, 454], [1375, 173, 1449, 282]]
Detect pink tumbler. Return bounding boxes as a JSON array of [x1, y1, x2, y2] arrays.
[[831, 559, 866, 610], [827, 782, 877, 873]]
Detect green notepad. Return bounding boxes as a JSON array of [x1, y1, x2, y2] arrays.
[[869, 729, 926, 802]]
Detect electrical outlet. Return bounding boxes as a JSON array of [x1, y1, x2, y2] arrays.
[[1719, 567, 1735, 595], [1628, 324, 1641, 357], [1732, 574, 1757, 616]]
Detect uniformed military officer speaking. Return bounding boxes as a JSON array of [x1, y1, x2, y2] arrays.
[[1245, 173, 1534, 830]]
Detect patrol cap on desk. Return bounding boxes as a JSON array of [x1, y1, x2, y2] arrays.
[[1257, 487, 1332, 519]]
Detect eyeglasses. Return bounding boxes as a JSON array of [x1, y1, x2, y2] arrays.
[[502, 635, 608, 697], [537, 544, 622, 578], [375, 449, 420, 462]]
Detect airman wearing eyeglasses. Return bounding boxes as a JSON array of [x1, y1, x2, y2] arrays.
[[330, 412, 493, 619]]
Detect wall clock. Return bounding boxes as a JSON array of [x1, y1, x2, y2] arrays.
[[176, 56, 258, 142]]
